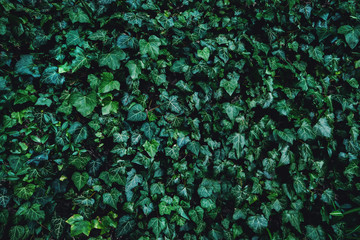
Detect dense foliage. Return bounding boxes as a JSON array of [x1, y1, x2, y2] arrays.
[[1, 0, 360, 239]]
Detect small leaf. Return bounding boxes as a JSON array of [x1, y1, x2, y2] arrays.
[[139, 35, 161, 59]]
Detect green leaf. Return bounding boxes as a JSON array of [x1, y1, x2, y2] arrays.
[[69, 154, 91, 170], [99, 80, 120, 93], [139, 35, 161, 59], [15, 55, 40, 77], [70, 92, 97, 117], [247, 215, 268, 233], [275, 129, 296, 144], [227, 133, 246, 159], [187, 141, 200, 156], [282, 210, 303, 232], [117, 34, 134, 49], [159, 202, 173, 215], [99, 49, 126, 70], [224, 103, 241, 121], [127, 104, 147, 121], [51, 217, 65, 239], [345, 30, 359, 49], [14, 184, 36, 200], [126, 60, 141, 79], [125, 169, 143, 201], [88, 30, 108, 41], [68, 122, 88, 144], [297, 120, 316, 141], [72, 172, 89, 191], [143, 140, 160, 158], [220, 78, 238, 96], [16, 203, 45, 221], [165, 145, 180, 159], [293, 175, 306, 194], [189, 206, 204, 223], [66, 214, 92, 237], [197, 47, 210, 61], [66, 30, 81, 46], [114, 131, 129, 143], [103, 188, 121, 209], [115, 215, 136, 237], [0, 189, 10, 207], [321, 189, 334, 204], [148, 217, 167, 237], [150, 183, 165, 196], [9, 226, 29, 240], [41, 66, 65, 85], [305, 225, 326, 240], [70, 47, 91, 72], [313, 117, 332, 138]]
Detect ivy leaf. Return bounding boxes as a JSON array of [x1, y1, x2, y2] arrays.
[[297, 120, 316, 141], [117, 34, 134, 49], [70, 47, 91, 72], [69, 154, 91, 170], [313, 117, 332, 138], [103, 189, 121, 209], [14, 184, 36, 200], [66, 214, 92, 237], [139, 35, 161, 59], [189, 206, 204, 223], [293, 175, 306, 194], [197, 47, 210, 61], [165, 145, 180, 159], [148, 217, 167, 237], [305, 225, 326, 240], [98, 80, 120, 93], [247, 215, 268, 233], [66, 30, 81, 46], [125, 169, 143, 201], [282, 210, 303, 232], [16, 203, 45, 221], [99, 49, 126, 70], [220, 78, 238, 96], [88, 30, 108, 41], [15, 55, 40, 77], [51, 217, 65, 239], [72, 172, 89, 191], [275, 129, 296, 144], [126, 60, 141, 79], [187, 141, 200, 156], [227, 133, 246, 159], [127, 104, 147, 121], [143, 140, 160, 158], [68, 122, 88, 144], [0, 188, 10, 207], [115, 215, 136, 237], [70, 92, 97, 117], [41, 66, 65, 85], [224, 103, 241, 121]]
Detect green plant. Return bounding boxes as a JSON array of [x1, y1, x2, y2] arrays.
[[0, 0, 360, 239]]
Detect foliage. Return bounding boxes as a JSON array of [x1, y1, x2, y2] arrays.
[[0, 0, 360, 239]]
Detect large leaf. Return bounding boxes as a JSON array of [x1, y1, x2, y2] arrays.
[[41, 66, 65, 85], [139, 35, 161, 59], [99, 49, 126, 70], [127, 104, 147, 121], [148, 217, 167, 237], [247, 215, 268, 233], [103, 189, 121, 209], [313, 117, 332, 138], [70, 92, 97, 117]]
